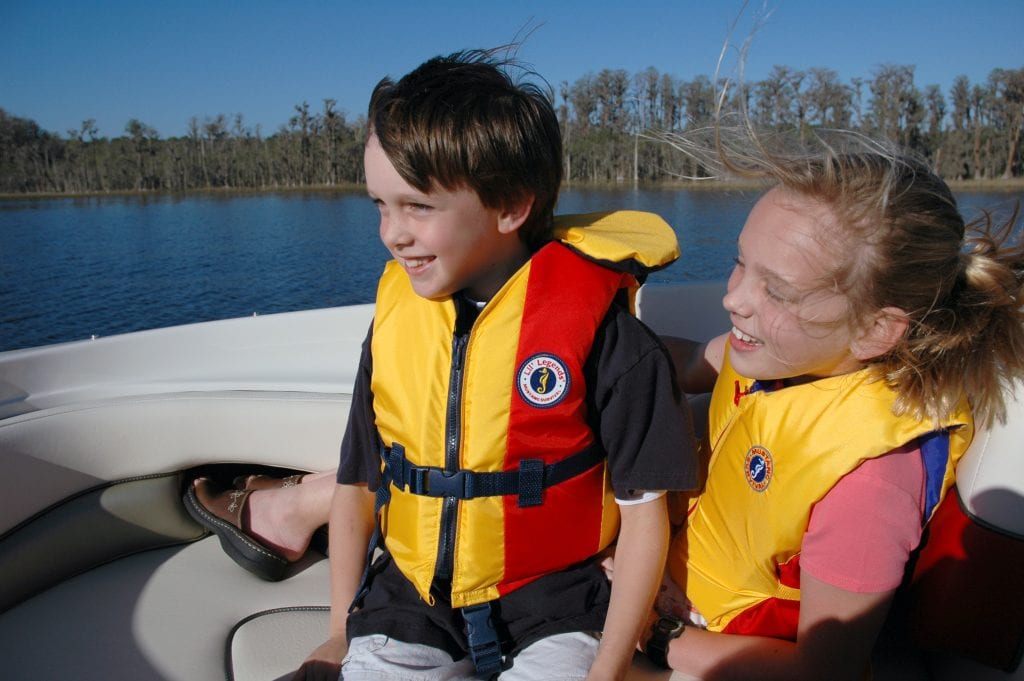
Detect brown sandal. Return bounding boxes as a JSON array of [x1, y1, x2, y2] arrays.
[[232, 473, 305, 491], [183, 478, 289, 581], [230, 472, 329, 557]]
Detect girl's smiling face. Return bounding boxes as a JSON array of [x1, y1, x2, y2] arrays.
[[723, 187, 867, 383]]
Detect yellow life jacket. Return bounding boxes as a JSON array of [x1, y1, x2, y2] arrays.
[[371, 211, 678, 608], [669, 346, 973, 639]]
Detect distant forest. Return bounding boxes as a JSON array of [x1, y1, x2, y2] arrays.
[[2, 63, 1022, 194]]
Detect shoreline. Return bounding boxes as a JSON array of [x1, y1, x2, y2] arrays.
[[3, 177, 1024, 201]]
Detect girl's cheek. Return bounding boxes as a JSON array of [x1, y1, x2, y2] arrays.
[[763, 314, 792, 358]]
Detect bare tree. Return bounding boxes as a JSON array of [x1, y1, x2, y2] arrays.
[[805, 68, 852, 128], [989, 68, 1024, 178]]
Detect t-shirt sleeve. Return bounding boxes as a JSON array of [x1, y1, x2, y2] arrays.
[[589, 305, 700, 498], [800, 442, 926, 593], [337, 324, 382, 489]]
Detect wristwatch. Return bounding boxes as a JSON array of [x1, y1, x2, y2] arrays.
[[646, 615, 685, 669]]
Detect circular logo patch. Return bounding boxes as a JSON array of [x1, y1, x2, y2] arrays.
[[744, 445, 773, 492], [516, 353, 571, 408]]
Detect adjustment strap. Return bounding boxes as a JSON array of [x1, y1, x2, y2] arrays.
[[349, 442, 403, 612], [383, 443, 605, 508], [462, 602, 503, 677]]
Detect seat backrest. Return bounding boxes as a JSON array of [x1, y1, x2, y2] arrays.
[[635, 281, 729, 341], [954, 382, 1024, 537]]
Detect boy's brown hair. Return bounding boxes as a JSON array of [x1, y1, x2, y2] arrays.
[[367, 49, 562, 251]]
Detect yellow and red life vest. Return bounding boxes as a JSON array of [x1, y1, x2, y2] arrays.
[[371, 211, 679, 608], [670, 346, 973, 639]]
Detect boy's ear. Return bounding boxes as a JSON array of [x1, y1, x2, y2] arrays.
[[496, 196, 535, 235], [851, 306, 909, 361]]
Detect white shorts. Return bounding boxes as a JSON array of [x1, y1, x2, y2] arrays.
[[341, 630, 601, 680]]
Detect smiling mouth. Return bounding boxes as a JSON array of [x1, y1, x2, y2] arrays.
[[401, 256, 434, 270], [732, 326, 763, 345]]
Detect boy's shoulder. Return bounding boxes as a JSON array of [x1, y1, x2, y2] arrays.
[[590, 300, 674, 379]]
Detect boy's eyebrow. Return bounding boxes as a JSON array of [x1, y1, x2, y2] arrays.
[[365, 189, 431, 204]]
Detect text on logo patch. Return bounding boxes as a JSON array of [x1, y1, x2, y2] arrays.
[[744, 445, 773, 492], [516, 353, 571, 408]]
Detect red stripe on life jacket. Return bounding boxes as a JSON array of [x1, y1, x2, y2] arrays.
[[722, 553, 801, 640], [499, 243, 628, 594]]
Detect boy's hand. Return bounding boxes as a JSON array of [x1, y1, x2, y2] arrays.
[[290, 635, 346, 681]]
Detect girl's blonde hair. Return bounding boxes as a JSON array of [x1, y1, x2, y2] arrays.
[[657, 125, 1024, 427]]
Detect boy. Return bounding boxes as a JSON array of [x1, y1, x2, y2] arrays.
[[298, 50, 697, 680]]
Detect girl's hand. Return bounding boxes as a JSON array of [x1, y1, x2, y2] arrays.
[[654, 571, 690, 620]]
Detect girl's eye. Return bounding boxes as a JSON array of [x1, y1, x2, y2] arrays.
[[765, 287, 787, 303]]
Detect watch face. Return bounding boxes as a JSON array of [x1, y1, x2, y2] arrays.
[[655, 617, 684, 637]]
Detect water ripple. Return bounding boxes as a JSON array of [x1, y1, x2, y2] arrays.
[[1, 189, 1020, 351]]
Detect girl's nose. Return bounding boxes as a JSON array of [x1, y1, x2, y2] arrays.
[[722, 270, 752, 317]]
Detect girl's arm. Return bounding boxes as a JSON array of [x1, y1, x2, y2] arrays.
[[587, 495, 670, 681], [661, 572, 894, 681], [661, 333, 727, 394]]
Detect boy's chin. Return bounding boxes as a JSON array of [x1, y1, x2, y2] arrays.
[[409, 282, 456, 301]]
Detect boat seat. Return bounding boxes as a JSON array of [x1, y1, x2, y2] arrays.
[[0, 535, 333, 681], [635, 280, 729, 342], [904, 383, 1024, 674], [0, 527, 691, 681], [226, 602, 684, 681]]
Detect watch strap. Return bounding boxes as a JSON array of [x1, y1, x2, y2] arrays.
[[646, 616, 684, 669]]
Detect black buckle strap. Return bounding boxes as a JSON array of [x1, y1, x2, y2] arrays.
[[353, 443, 605, 611], [462, 601, 503, 678], [383, 443, 605, 508]]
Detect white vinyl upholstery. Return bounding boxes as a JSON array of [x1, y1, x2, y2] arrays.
[[636, 280, 729, 342], [952, 383, 1024, 536]]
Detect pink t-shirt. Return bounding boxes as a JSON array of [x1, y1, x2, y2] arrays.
[[799, 441, 926, 593]]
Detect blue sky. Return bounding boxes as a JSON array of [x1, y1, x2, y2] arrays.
[[2, 0, 1021, 139]]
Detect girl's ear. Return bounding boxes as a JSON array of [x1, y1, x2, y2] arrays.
[[851, 306, 909, 361], [496, 196, 535, 235]]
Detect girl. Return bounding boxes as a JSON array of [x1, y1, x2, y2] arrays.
[[643, 138, 1024, 680]]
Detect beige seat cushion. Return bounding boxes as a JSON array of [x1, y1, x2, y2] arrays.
[[229, 607, 330, 681]]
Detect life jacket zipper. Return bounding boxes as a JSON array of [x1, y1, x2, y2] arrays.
[[434, 328, 468, 583]]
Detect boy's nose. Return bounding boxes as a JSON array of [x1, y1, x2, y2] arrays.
[[380, 215, 411, 250]]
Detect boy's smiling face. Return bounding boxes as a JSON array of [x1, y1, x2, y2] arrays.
[[364, 134, 530, 302]]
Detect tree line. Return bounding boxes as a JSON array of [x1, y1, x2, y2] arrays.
[[1, 63, 1022, 194]]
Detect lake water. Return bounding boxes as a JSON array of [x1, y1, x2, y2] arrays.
[[1, 187, 1022, 351]]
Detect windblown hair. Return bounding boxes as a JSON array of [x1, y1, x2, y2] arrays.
[[367, 48, 562, 251], [657, 125, 1024, 427]]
